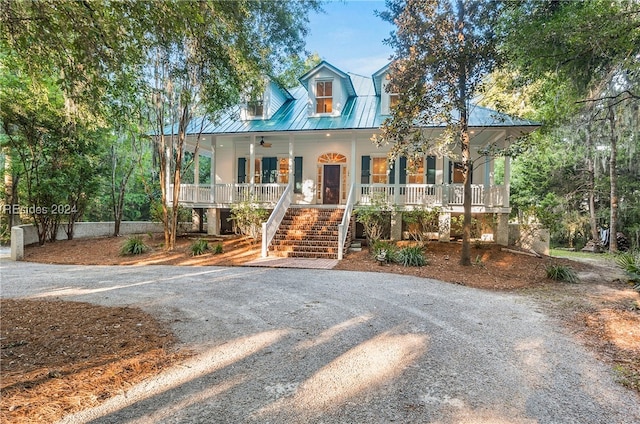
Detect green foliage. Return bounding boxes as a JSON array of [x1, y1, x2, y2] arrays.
[[355, 193, 394, 244], [371, 240, 398, 263], [615, 252, 640, 292], [397, 245, 428, 267], [119, 236, 149, 256], [213, 243, 224, 254], [228, 200, 269, 241], [190, 239, 210, 256], [545, 264, 579, 284], [402, 206, 441, 243], [450, 215, 481, 239]]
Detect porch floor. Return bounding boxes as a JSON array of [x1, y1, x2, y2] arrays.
[[242, 256, 338, 269]]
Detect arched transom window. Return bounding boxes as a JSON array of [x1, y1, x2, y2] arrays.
[[317, 153, 347, 164]]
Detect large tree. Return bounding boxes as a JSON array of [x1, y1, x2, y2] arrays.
[[376, 0, 503, 265]]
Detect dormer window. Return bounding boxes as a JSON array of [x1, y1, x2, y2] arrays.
[[315, 80, 333, 114], [246, 99, 264, 118], [389, 93, 399, 109]]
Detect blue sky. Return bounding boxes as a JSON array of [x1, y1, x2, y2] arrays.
[[305, 0, 395, 76]]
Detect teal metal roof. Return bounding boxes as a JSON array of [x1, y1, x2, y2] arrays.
[[175, 71, 539, 136]]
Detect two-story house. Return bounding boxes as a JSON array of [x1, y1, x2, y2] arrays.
[[167, 61, 539, 259]]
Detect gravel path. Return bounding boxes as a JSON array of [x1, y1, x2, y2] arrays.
[[1, 259, 639, 423]]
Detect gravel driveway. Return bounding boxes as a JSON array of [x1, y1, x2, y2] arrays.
[[2, 259, 639, 423]]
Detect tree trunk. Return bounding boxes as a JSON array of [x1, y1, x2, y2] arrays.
[[584, 124, 599, 242], [608, 108, 618, 253], [457, 0, 471, 266]]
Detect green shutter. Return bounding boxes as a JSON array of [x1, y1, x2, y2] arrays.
[[361, 156, 370, 184], [399, 157, 407, 185], [294, 156, 303, 193], [426, 156, 436, 184], [237, 157, 246, 183]]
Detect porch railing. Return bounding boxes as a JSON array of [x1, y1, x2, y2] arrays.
[[338, 183, 356, 260], [171, 183, 287, 205], [261, 184, 292, 258], [356, 184, 506, 207]]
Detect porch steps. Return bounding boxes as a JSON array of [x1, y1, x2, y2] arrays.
[[269, 208, 354, 259]]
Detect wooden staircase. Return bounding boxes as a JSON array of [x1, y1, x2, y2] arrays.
[[268, 207, 354, 259]]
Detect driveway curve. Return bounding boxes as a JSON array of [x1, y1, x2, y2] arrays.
[[1, 259, 639, 424]]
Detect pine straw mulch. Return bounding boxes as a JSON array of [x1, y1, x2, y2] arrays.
[[0, 299, 188, 424], [2, 236, 638, 423]]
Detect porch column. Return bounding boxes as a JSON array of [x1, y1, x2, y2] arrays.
[[496, 213, 509, 246], [249, 135, 256, 189], [350, 132, 357, 186], [439, 212, 451, 242], [210, 136, 216, 203], [193, 148, 200, 200], [207, 208, 220, 236], [483, 156, 491, 206], [504, 156, 511, 208], [393, 157, 400, 205]]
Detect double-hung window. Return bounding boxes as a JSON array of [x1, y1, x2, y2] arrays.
[[315, 80, 333, 114], [246, 99, 264, 118]]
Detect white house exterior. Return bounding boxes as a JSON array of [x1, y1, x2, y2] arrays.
[[167, 61, 539, 258]]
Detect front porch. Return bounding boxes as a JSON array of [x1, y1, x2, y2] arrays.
[[170, 182, 509, 212]]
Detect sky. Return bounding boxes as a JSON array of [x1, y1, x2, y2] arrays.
[[304, 0, 395, 76]]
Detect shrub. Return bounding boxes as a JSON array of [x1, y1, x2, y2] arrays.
[[616, 252, 640, 292], [402, 206, 441, 243], [545, 263, 579, 284], [120, 236, 149, 256], [213, 243, 224, 254], [228, 199, 269, 241], [355, 193, 394, 244], [190, 239, 210, 256], [397, 245, 427, 267]]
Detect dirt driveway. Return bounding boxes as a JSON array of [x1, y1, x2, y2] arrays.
[[2, 259, 639, 423]]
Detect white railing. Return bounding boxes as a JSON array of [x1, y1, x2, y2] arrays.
[[172, 183, 287, 205], [261, 184, 292, 258], [357, 184, 497, 207], [338, 184, 356, 260]]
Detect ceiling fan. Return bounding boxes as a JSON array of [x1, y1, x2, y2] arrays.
[[259, 136, 272, 148]]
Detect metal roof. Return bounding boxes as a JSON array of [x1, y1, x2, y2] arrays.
[[172, 71, 539, 137]]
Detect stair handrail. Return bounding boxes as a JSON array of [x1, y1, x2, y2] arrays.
[[261, 183, 292, 258], [338, 183, 356, 260]]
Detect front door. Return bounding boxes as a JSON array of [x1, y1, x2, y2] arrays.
[[323, 165, 340, 204]]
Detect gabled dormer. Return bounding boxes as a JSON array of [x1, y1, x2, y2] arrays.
[[372, 63, 398, 115], [298, 61, 357, 117], [241, 79, 294, 121]]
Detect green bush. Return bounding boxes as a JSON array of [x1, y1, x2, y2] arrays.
[[545, 263, 579, 284], [120, 236, 149, 256], [397, 245, 427, 267], [402, 206, 441, 243], [355, 193, 394, 244], [190, 239, 210, 256], [371, 240, 398, 263], [213, 242, 224, 254], [228, 199, 269, 241]]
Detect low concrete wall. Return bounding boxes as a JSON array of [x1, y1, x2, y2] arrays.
[[509, 224, 550, 256], [10, 222, 164, 260]]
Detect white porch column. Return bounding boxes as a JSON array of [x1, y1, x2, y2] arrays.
[[504, 156, 511, 208], [393, 157, 400, 205], [350, 132, 357, 186], [483, 156, 491, 206], [193, 149, 200, 189], [249, 135, 256, 188], [210, 136, 216, 203]]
